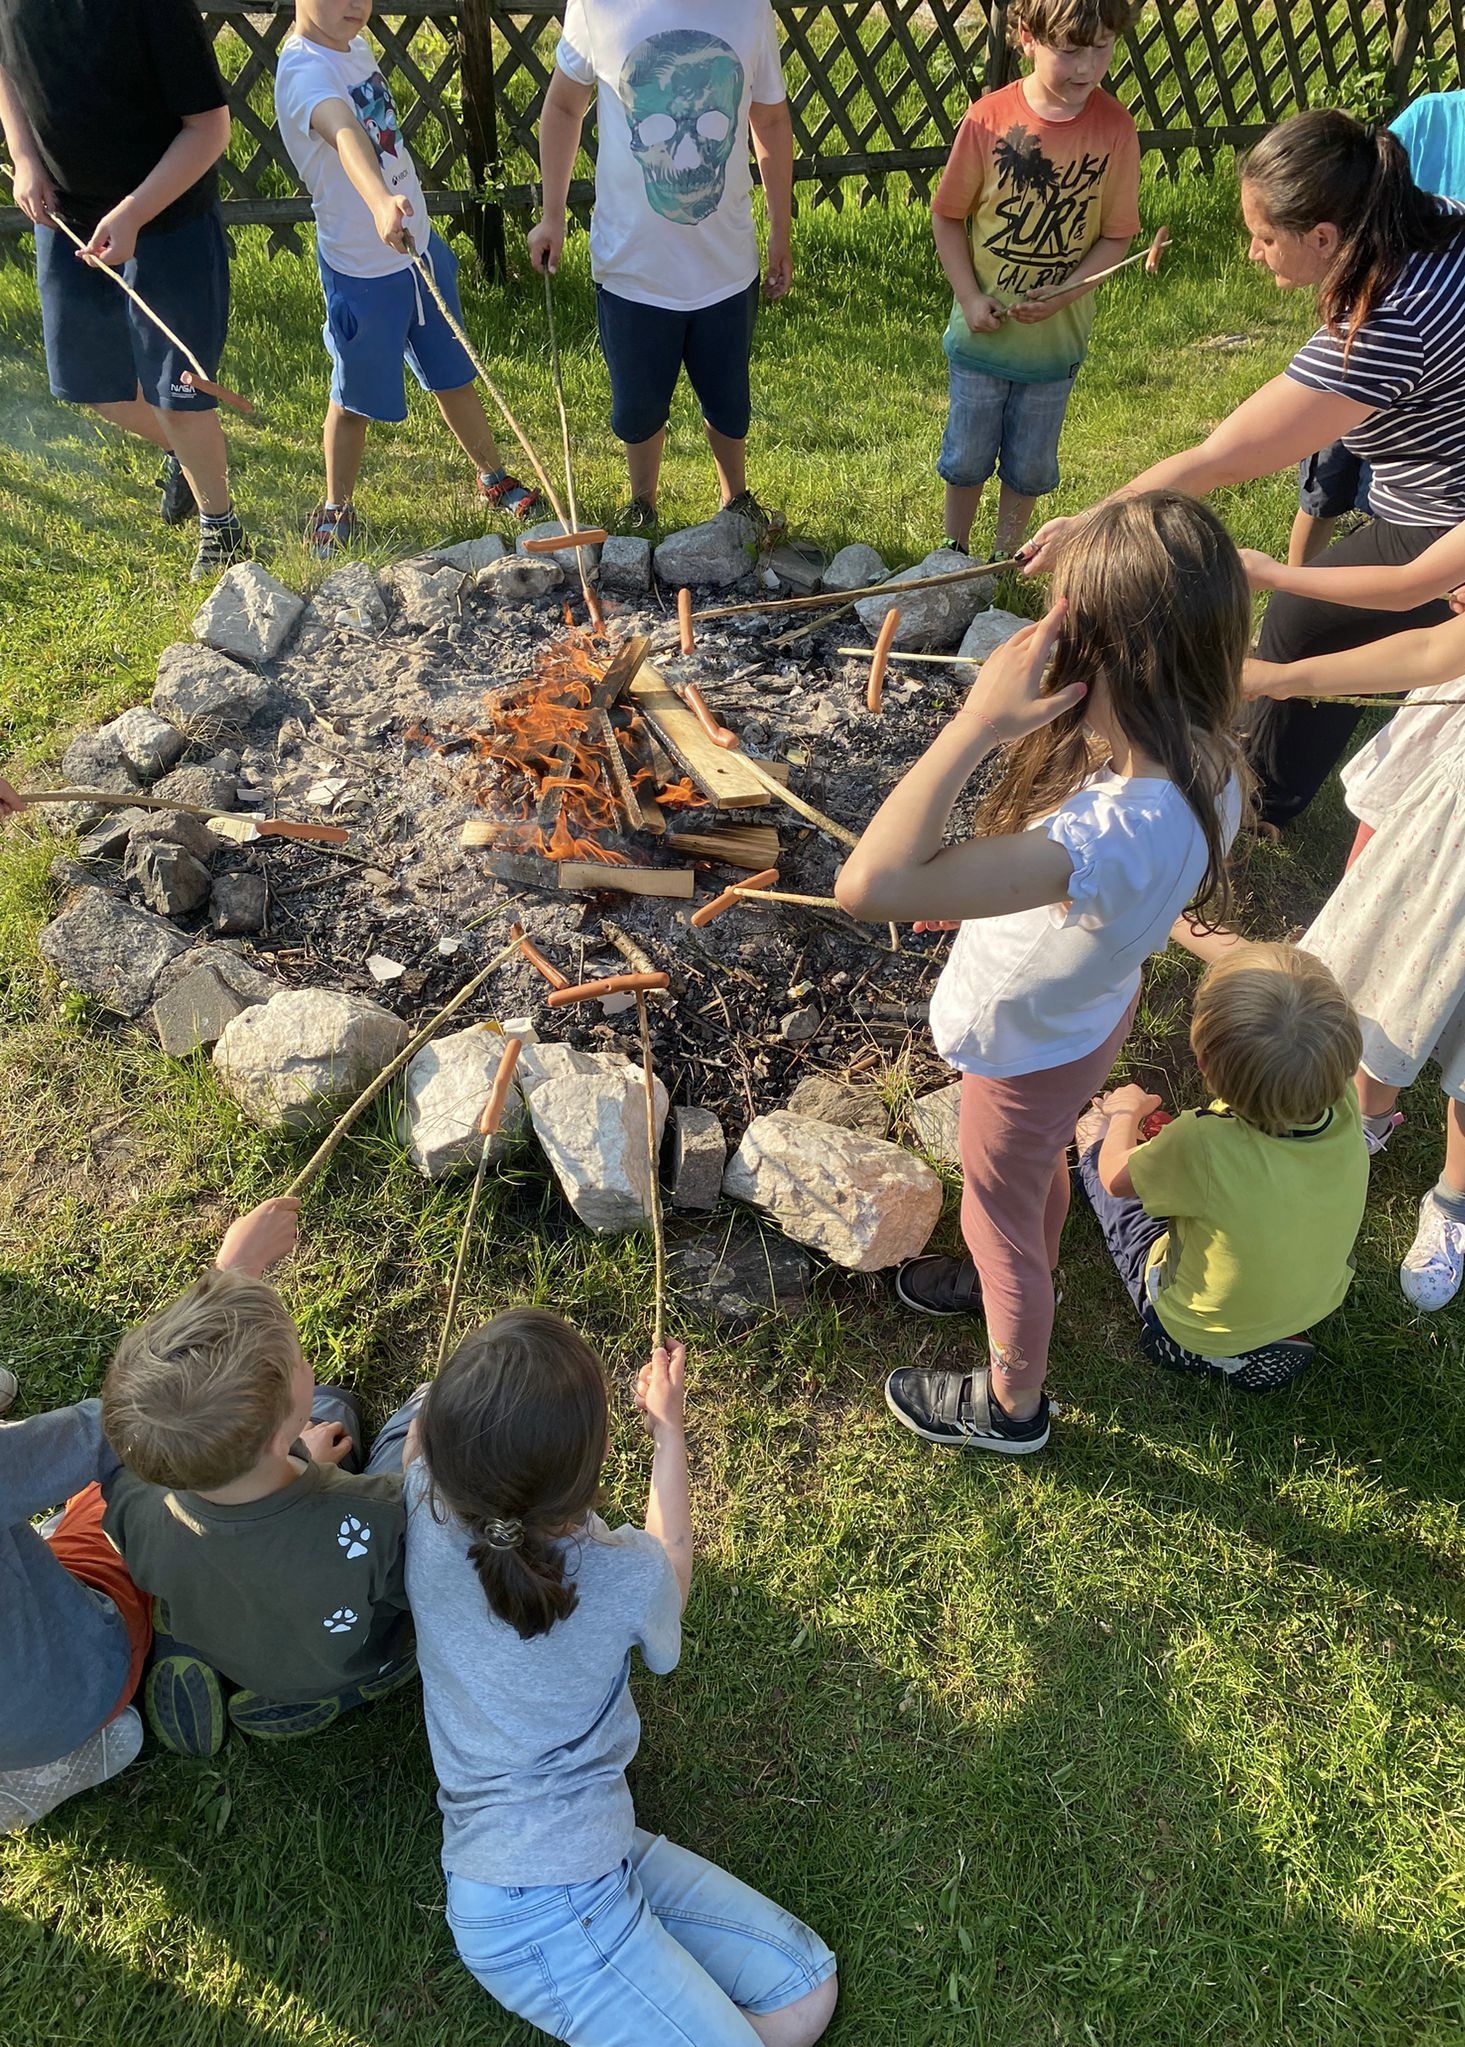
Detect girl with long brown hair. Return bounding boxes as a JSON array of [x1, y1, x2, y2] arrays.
[[404, 1310, 838, 2047], [837, 491, 1249, 1456]]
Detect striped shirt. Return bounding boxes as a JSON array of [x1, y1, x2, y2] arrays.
[[1286, 209, 1465, 527]]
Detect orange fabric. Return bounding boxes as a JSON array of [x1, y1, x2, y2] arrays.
[[1345, 819, 1376, 871], [47, 1483, 152, 1720]]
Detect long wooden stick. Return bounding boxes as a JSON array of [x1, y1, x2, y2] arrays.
[[18, 786, 349, 844], [541, 268, 603, 629], [635, 991, 667, 1354], [693, 556, 1026, 623], [283, 939, 522, 1198], [726, 748, 860, 847], [435, 1036, 524, 1374], [1013, 227, 1171, 307], [836, 644, 989, 667], [731, 885, 843, 909]]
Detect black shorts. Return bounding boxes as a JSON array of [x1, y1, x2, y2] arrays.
[[1297, 438, 1372, 520], [595, 279, 760, 445], [36, 205, 229, 413]]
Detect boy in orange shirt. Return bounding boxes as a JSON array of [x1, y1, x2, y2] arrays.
[[930, 0, 1140, 557]]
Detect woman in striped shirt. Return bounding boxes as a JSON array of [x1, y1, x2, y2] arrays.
[[1024, 108, 1465, 827]]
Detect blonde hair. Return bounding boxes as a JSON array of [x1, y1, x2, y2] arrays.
[[1011, 0, 1138, 48], [1190, 944, 1361, 1137], [103, 1268, 302, 1491]]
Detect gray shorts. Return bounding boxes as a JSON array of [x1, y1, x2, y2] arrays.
[[938, 359, 1077, 497]]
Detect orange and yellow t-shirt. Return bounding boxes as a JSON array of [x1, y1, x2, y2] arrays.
[[932, 78, 1140, 383]]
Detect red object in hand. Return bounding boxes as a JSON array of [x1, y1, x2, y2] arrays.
[[1140, 1108, 1174, 1142]]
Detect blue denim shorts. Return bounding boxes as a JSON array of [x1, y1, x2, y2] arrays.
[[595, 279, 760, 445], [1297, 438, 1372, 519], [319, 229, 476, 423], [938, 359, 1077, 497], [446, 1829, 836, 2045], [36, 206, 229, 412]]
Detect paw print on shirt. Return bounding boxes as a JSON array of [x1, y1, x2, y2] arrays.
[[324, 1607, 359, 1634], [337, 1515, 372, 1560]]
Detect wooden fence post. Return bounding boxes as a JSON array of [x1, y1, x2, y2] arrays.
[[985, 0, 1014, 94], [460, 0, 506, 276], [1386, 0, 1430, 112]]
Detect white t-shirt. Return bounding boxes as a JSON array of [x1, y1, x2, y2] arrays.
[[556, 1, 786, 311], [275, 32, 426, 279], [929, 769, 1242, 1079]]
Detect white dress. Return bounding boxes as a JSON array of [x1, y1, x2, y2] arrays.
[[1304, 679, 1465, 1099]]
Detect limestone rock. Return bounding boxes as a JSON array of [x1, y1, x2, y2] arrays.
[[653, 508, 756, 590], [106, 706, 187, 783], [854, 549, 990, 651], [786, 1074, 888, 1140], [153, 643, 280, 738], [295, 563, 390, 653], [149, 758, 239, 813], [52, 727, 139, 829], [192, 563, 304, 665], [670, 1106, 725, 1213], [128, 813, 220, 864], [475, 555, 564, 605], [77, 811, 150, 862], [778, 1005, 821, 1044], [909, 1081, 963, 1166], [768, 541, 826, 594], [722, 1113, 943, 1270], [400, 1025, 527, 1179], [526, 1056, 669, 1232], [38, 893, 190, 1016], [956, 607, 1031, 665], [822, 543, 888, 594], [51, 854, 121, 895], [670, 1223, 811, 1329], [153, 944, 279, 1011], [386, 559, 465, 629], [599, 534, 653, 594], [124, 837, 212, 918], [515, 1041, 616, 1098], [209, 871, 267, 936], [430, 534, 507, 575], [517, 521, 601, 577], [214, 988, 410, 1131], [153, 959, 262, 1057]]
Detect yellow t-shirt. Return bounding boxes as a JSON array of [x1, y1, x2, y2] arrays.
[[1127, 1090, 1368, 1356]]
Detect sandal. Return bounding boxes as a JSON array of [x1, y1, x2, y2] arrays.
[[478, 470, 543, 521]]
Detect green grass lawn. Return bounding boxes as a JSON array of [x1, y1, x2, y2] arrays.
[[1, 165, 1463, 2047]]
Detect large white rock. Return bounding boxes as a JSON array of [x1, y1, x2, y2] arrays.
[[821, 543, 888, 594], [192, 563, 304, 664], [525, 1053, 669, 1232], [854, 549, 990, 651], [385, 559, 465, 629], [37, 893, 190, 1017], [153, 642, 280, 736], [401, 1024, 527, 1178], [600, 534, 652, 594], [106, 705, 187, 783], [294, 562, 390, 653], [475, 555, 563, 605], [908, 1081, 963, 1166], [653, 507, 756, 589], [214, 988, 410, 1131], [956, 606, 1031, 665], [722, 1113, 943, 1270], [430, 534, 508, 574]]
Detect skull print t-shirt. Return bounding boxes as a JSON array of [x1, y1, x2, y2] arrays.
[[931, 78, 1140, 383], [556, 1, 786, 310], [275, 32, 428, 279]]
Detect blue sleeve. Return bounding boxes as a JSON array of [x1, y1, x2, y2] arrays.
[[0, 1399, 118, 1527]]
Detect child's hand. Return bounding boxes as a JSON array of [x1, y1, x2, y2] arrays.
[[961, 292, 1007, 334], [1450, 585, 1465, 616], [301, 1419, 354, 1467], [11, 159, 56, 227], [0, 779, 24, 820], [1099, 1084, 1162, 1121], [82, 199, 141, 267], [372, 191, 414, 254], [764, 236, 793, 300], [635, 1341, 686, 1444], [528, 215, 565, 274], [958, 599, 1087, 744], [1237, 546, 1280, 591], [1010, 295, 1063, 323], [912, 919, 962, 933], [214, 1197, 301, 1277]]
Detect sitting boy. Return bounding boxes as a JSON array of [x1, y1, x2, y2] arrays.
[[1076, 944, 1368, 1392], [102, 1195, 421, 1754], [274, 0, 539, 558]]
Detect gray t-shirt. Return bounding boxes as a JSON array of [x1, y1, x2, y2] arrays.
[[404, 1464, 681, 1885]]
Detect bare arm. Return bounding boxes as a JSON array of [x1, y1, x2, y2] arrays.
[[1095, 1086, 1162, 1198], [1169, 911, 1253, 964], [748, 97, 793, 298], [311, 96, 413, 251], [636, 1343, 692, 1607], [1241, 522, 1465, 612], [83, 106, 231, 263], [1245, 612, 1465, 702], [932, 209, 1005, 335], [528, 67, 595, 274], [0, 64, 55, 224]]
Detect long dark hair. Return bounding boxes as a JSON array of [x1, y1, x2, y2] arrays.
[[1242, 108, 1465, 353], [976, 491, 1251, 923], [417, 1310, 608, 1641]]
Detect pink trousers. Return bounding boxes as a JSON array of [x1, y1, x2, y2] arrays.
[[958, 1001, 1137, 1402]]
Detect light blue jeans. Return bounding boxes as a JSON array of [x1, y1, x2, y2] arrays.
[[938, 358, 1077, 497], [446, 1829, 837, 2045]]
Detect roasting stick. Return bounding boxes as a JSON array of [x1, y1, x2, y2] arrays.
[[47, 213, 256, 412], [435, 1035, 524, 1374], [283, 938, 523, 1198], [1011, 225, 1171, 308], [692, 555, 1027, 624], [15, 786, 351, 843], [538, 267, 605, 629]]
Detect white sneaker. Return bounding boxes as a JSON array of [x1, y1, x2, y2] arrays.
[[0, 1366, 16, 1415], [0, 1707, 144, 1833], [1400, 1192, 1465, 1311]]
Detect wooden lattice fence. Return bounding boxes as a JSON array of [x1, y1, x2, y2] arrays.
[[1, 1, 1461, 256]]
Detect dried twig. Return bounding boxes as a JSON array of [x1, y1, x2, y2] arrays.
[[694, 556, 1026, 623], [435, 1036, 524, 1374], [636, 991, 667, 1354]]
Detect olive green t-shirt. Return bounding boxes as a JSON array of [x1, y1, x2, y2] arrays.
[[1129, 1090, 1368, 1356], [103, 1458, 411, 1702]]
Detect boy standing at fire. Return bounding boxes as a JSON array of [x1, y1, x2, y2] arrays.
[[528, 2, 794, 536], [930, 0, 1140, 558]]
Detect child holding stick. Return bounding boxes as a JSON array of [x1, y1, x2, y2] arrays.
[[837, 492, 1249, 1453], [405, 1312, 838, 2046]]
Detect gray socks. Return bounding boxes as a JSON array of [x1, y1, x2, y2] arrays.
[[1431, 1175, 1465, 1222]]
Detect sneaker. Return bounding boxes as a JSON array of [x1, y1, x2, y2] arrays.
[[895, 1253, 984, 1316], [885, 1364, 1051, 1455], [307, 502, 360, 561], [936, 536, 970, 556], [190, 512, 250, 584], [0, 1707, 144, 1833], [158, 452, 196, 526], [616, 496, 657, 533], [477, 470, 543, 521], [0, 1366, 16, 1416], [1400, 1191, 1465, 1311], [1363, 1110, 1405, 1158], [723, 488, 785, 544], [145, 1653, 229, 1756]]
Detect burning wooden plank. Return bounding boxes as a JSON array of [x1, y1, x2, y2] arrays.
[[591, 707, 665, 835], [666, 825, 780, 870], [556, 863, 694, 899]]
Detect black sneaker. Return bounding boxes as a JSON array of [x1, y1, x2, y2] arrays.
[[936, 536, 970, 556], [190, 511, 250, 583], [723, 488, 785, 545], [884, 1363, 1051, 1455], [158, 452, 196, 526], [616, 496, 657, 533], [895, 1253, 984, 1316]]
